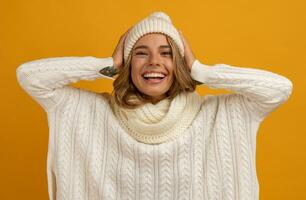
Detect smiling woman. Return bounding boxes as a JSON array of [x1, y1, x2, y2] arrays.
[[111, 32, 197, 108], [132, 36, 174, 101], [16, 11, 293, 200]]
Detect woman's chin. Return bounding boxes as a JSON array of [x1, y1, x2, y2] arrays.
[[139, 84, 170, 97], [142, 92, 167, 100]]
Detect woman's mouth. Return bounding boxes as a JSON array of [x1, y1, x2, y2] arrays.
[[142, 72, 167, 84]]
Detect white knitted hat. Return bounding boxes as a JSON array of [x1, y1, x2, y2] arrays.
[[124, 11, 184, 62]]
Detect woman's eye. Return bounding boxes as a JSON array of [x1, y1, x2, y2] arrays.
[[135, 51, 172, 56], [136, 52, 147, 55], [162, 52, 172, 56]]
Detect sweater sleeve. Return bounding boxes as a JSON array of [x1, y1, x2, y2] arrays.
[[190, 59, 293, 122], [16, 56, 115, 113]]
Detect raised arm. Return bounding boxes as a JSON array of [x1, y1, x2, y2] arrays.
[[190, 60, 293, 121], [16, 56, 117, 112]]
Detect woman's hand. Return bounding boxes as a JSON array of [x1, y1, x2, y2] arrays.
[[178, 30, 196, 70], [112, 29, 130, 71]]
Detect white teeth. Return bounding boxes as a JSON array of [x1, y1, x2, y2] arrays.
[[143, 73, 166, 78]]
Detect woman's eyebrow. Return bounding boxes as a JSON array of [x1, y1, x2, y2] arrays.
[[159, 45, 171, 49], [133, 45, 171, 50]]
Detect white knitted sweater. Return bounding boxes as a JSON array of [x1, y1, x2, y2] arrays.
[[16, 56, 293, 200]]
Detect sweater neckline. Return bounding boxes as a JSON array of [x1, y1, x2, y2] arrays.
[[106, 92, 205, 148], [110, 106, 204, 148]]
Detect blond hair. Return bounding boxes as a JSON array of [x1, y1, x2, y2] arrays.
[[109, 35, 197, 109]]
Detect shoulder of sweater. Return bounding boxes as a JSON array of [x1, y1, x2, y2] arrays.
[[99, 92, 112, 102], [201, 93, 244, 106], [52, 87, 111, 112], [202, 93, 259, 118], [80, 89, 111, 104]]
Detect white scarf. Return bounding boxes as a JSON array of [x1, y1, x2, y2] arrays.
[[112, 91, 203, 144]]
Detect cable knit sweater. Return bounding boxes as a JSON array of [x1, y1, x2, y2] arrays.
[[16, 56, 293, 200]]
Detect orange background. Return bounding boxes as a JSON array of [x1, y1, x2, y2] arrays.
[[1, 0, 305, 199]]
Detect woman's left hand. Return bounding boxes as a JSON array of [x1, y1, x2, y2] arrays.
[[178, 30, 196, 70]]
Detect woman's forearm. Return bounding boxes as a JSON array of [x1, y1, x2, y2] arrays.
[[16, 56, 115, 112], [190, 60, 293, 121]]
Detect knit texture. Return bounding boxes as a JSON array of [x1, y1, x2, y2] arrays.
[[16, 56, 293, 200], [124, 11, 184, 62], [112, 90, 202, 144]]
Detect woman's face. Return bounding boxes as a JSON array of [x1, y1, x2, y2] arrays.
[[131, 33, 174, 102]]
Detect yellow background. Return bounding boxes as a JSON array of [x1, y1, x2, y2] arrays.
[[1, 0, 305, 199]]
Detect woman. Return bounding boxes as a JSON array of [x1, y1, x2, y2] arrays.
[[16, 11, 293, 200]]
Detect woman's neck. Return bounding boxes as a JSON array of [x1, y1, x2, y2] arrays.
[[150, 94, 167, 104]]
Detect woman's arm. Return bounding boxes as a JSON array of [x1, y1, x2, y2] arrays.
[[16, 56, 116, 112], [190, 60, 293, 121]]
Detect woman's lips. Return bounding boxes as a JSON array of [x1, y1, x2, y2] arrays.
[[142, 76, 167, 84]]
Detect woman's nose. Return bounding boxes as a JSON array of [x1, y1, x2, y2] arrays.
[[148, 53, 161, 66]]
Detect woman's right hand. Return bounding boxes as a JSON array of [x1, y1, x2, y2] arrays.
[[112, 29, 130, 71]]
